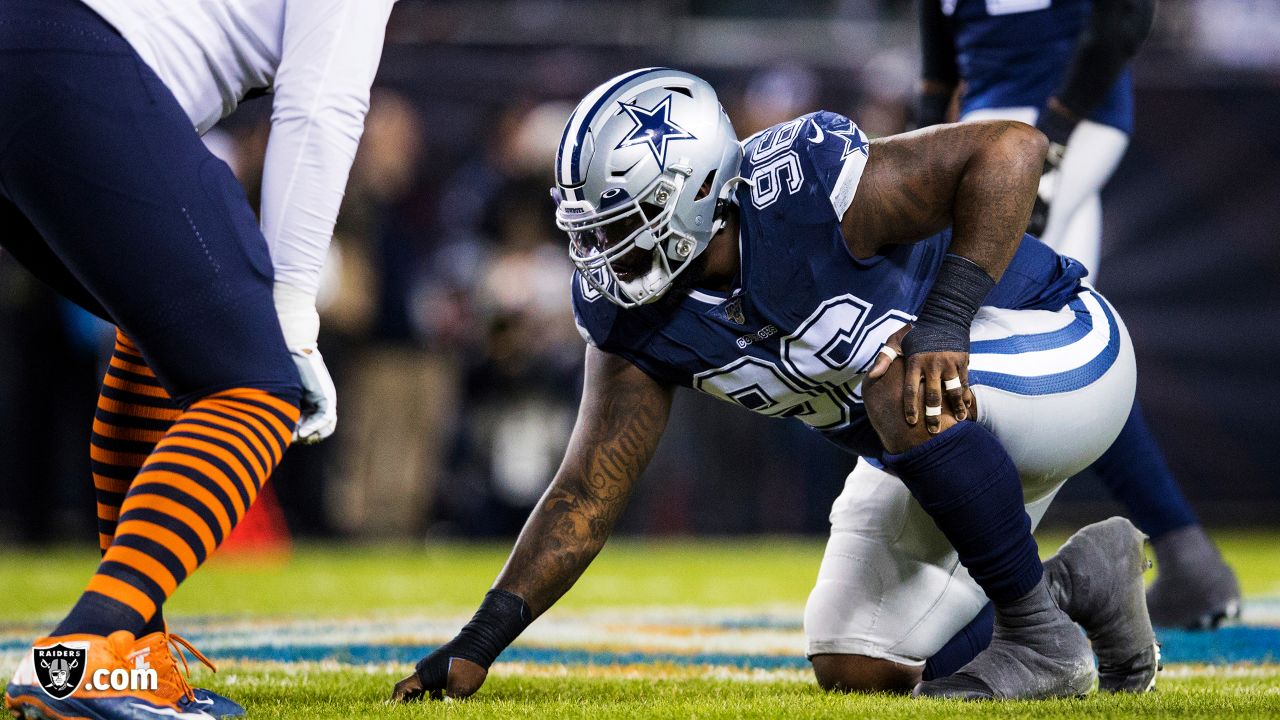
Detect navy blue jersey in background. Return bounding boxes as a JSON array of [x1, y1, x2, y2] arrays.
[[946, 0, 1133, 132]]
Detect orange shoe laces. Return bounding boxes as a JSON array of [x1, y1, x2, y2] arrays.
[[162, 631, 218, 702]]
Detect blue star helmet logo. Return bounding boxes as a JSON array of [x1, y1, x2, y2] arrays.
[[614, 94, 697, 169]]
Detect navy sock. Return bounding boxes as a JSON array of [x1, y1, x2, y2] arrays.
[[139, 607, 166, 636], [54, 591, 144, 638], [884, 422, 1042, 605], [1090, 401, 1198, 540], [923, 603, 994, 681]]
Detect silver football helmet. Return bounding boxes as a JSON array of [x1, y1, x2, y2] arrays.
[[554, 68, 742, 307]]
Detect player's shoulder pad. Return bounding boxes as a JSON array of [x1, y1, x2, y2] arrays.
[[741, 111, 870, 221], [798, 110, 870, 222]]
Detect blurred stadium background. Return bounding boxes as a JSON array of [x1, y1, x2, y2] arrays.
[[1, 0, 1276, 546], [3, 1, 1280, 715]]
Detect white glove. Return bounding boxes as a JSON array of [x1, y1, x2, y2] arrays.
[[274, 282, 337, 444], [289, 345, 337, 443]]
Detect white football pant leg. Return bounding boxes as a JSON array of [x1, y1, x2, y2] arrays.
[[1045, 193, 1102, 279], [1039, 120, 1129, 277], [805, 290, 1137, 665], [804, 461, 1060, 666]]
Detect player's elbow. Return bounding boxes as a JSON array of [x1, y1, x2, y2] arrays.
[[271, 92, 372, 145], [1001, 121, 1049, 166], [981, 121, 1047, 182]]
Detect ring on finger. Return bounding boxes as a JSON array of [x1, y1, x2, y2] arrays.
[[924, 405, 943, 417], [943, 377, 962, 391]]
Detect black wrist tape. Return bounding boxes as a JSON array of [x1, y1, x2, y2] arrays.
[[902, 254, 995, 357], [1057, 0, 1154, 122], [419, 589, 531, 673]]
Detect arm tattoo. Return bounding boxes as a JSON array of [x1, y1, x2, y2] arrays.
[[843, 120, 1045, 280], [494, 347, 672, 616]]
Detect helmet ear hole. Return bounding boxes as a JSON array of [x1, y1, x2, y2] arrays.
[[694, 169, 716, 201]]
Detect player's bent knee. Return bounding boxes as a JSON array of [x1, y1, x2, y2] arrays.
[[862, 372, 933, 455], [810, 654, 921, 694]]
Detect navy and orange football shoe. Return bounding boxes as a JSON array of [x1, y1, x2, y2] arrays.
[[130, 631, 244, 719]]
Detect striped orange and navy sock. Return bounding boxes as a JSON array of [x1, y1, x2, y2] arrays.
[[88, 331, 180, 635], [57, 340, 300, 637], [91, 331, 179, 554]]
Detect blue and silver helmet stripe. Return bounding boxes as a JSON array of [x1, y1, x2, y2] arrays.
[[557, 67, 673, 189]]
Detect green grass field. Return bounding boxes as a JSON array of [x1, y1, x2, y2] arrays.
[[4, 532, 1280, 718]]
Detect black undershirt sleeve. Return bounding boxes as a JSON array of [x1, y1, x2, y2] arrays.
[[1054, 0, 1155, 118], [920, 0, 959, 87], [916, 0, 959, 127]]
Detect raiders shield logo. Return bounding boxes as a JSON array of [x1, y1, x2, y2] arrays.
[[34, 642, 87, 699]]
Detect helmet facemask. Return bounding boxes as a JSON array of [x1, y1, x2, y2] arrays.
[[554, 68, 744, 308], [559, 170, 703, 308]]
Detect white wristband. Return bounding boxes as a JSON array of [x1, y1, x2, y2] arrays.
[[273, 281, 320, 350]]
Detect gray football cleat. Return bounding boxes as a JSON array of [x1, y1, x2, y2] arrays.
[[1146, 525, 1242, 630], [1046, 517, 1160, 693], [912, 579, 1096, 700]]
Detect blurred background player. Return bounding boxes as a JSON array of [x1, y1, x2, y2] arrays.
[[1, 0, 394, 717], [913, 0, 1240, 629]]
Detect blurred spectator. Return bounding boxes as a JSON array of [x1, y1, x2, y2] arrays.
[[315, 90, 460, 537], [2, 1, 1276, 548], [430, 101, 584, 536], [737, 64, 821, 137]]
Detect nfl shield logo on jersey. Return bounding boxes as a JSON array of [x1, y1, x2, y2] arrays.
[[34, 642, 87, 699], [723, 297, 746, 325]]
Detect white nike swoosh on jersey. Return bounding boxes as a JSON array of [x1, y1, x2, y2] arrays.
[[808, 119, 825, 143]]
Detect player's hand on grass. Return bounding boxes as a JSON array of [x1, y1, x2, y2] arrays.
[[867, 324, 973, 434], [391, 646, 488, 702], [392, 589, 531, 702]]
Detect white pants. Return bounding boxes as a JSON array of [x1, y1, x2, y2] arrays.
[[962, 107, 1130, 278], [804, 289, 1136, 666]]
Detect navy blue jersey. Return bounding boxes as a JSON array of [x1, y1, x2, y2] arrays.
[[946, 0, 1133, 133], [572, 112, 1087, 455]]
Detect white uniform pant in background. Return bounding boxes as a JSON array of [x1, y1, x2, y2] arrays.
[[961, 107, 1130, 277]]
